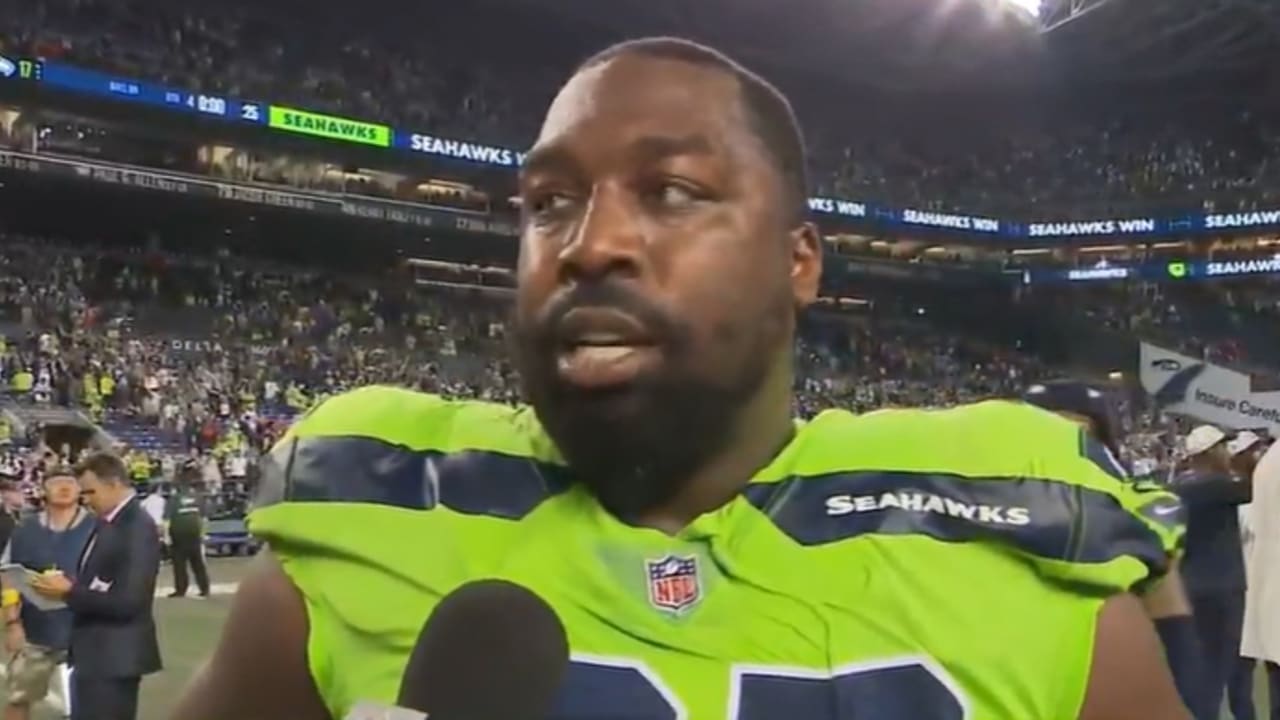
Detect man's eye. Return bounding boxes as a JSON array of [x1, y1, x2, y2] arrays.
[[660, 184, 695, 205], [648, 182, 703, 209], [528, 193, 575, 217]]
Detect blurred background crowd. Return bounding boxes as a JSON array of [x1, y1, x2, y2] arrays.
[[0, 0, 1272, 528]]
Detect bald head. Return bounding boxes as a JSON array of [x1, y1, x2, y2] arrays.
[[572, 38, 809, 224]]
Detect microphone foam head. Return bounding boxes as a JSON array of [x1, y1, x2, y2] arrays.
[[399, 579, 570, 720]]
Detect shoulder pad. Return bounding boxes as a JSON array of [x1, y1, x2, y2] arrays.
[[252, 387, 569, 518], [756, 401, 1167, 593], [795, 400, 1079, 478]]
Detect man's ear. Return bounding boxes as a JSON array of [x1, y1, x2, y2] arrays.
[[789, 222, 822, 307]]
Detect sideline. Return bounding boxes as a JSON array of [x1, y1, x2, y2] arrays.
[[0, 581, 242, 716], [154, 581, 239, 598]]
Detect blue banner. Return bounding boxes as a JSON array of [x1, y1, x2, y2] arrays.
[[1020, 255, 1280, 284], [5, 55, 1280, 242]]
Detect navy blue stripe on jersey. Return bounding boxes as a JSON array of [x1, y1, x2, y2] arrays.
[[741, 471, 1166, 574], [257, 436, 572, 519], [1080, 431, 1128, 481]]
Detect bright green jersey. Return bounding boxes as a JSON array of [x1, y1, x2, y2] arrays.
[[249, 386, 1168, 720], [1125, 479, 1187, 558]]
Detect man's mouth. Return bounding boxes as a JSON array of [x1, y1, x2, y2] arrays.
[[554, 310, 661, 389], [568, 332, 650, 354]]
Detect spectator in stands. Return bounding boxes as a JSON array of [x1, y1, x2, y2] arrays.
[[0, 477, 25, 553], [0, 231, 1198, 481]]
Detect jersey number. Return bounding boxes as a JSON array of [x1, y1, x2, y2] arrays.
[[551, 655, 968, 719]]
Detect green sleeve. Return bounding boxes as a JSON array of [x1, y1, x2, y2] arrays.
[[1125, 482, 1186, 556], [1016, 408, 1171, 590], [245, 386, 560, 719], [768, 401, 1169, 595]]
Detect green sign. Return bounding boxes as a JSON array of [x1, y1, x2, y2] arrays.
[[268, 106, 391, 147], [1166, 262, 1188, 279]]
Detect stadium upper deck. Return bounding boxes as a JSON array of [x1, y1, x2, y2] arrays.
[[2, 0, 1279, 236]]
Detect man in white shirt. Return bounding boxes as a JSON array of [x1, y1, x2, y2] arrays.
[[139, 489, 168, 563], [139, 492, 165, 529], [1242, 434, 1280, 720], [1227, 431, 1267, 720], [224, 453, 247, 481]]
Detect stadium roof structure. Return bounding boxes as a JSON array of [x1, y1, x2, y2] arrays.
[[503, 0, 1276, 90], [1040, 0, 1276, 81]]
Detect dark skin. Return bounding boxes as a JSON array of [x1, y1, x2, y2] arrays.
[[512, 55, 814, 533], [170, 55, 1189, 720], [1192, 444, 1233, 476], [1231, 442, 1264, 479]]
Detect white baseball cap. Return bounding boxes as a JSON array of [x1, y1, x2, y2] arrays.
[[1228, 430, 1263, 457], [1185, 425, 1227, 456]]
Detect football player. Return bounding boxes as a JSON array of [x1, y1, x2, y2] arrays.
[[174, 39, 1188, 719]]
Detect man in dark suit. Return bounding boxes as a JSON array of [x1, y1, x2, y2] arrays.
[[1174, 425, 1253, 720], [30, 451, 162, 720]]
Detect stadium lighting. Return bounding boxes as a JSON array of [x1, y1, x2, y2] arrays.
[[1001, 0, 1042, 17]]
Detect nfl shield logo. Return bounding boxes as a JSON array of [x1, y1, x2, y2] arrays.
[[646, 555, 701, 613]]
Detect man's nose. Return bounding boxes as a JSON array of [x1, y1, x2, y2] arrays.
[[557, 189, 646, 284]]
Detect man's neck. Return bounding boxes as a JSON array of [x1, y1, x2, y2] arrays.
[[636, 369, 796, 535], [100, 489, 132, 515], [45, 504, 79, 525]]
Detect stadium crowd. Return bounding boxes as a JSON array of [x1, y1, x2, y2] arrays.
[[2, 2, 1280, 717], [0, 231, 1213, 495], [0, 0, 1271, 528], [0, 0, 1275, 506], [3, 0, 1280, 218]]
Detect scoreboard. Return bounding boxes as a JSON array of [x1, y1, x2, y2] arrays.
[[12, 58, 269, 126]]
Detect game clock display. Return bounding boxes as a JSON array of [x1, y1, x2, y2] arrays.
[[0, 56, 266, 125]]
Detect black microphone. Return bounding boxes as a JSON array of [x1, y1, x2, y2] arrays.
[[345, 579, 570, 720]]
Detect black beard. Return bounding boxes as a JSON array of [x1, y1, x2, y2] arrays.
[[529, 375, 754, 519], [512, 284, 771, 521]]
